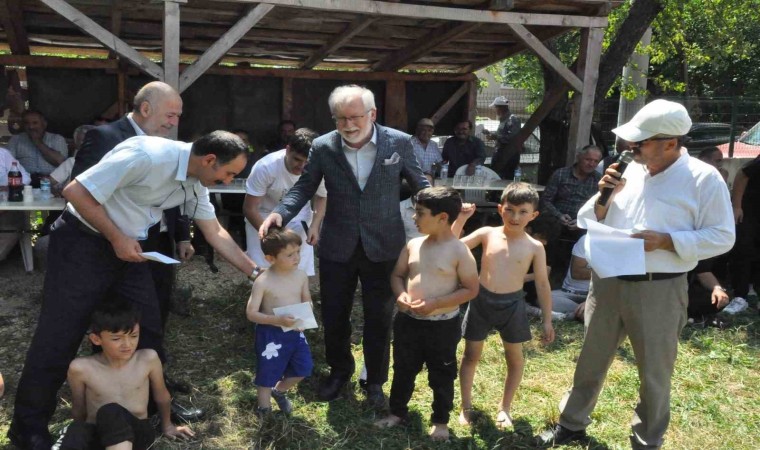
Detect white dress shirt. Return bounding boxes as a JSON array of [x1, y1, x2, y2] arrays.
[[342, 126, 378, 190], [577, 151, 735, 274]]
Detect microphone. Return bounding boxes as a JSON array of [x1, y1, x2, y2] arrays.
[[597, 150, 634, 206]]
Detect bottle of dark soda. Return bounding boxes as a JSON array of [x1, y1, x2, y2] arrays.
[[8, 161, 23, 202]]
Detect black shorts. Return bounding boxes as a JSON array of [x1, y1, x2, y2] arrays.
[[60, 403, 155, 450], [462, 286, 531, 343]]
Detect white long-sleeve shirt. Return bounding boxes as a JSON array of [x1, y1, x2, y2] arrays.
[[0, 147, 32, 186], [577, 151, 735, 274]]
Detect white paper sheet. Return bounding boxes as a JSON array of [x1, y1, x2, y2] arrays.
[[272, 302, 318, 332], [139, 252, 180, 264], [579, 219, 646, 279]]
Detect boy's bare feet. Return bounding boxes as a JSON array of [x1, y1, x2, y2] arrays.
[[429, 424, 450, 441], [458, 407, 473, 426], [374, 414, 403, 428], [495, 410, 513, 429]]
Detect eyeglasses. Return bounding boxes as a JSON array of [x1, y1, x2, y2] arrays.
[[628, 136, 675, 151], [333, 110, 370, 125]]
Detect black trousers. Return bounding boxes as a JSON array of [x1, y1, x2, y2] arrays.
[[389, 313, 461, 424], [144, 225, 175, 331], [318, 242, 396, 385], [60, 403, 155, 450], [11, 214, 163, 442], [730, 208, 760, 298], [687, 282, 723, 319]]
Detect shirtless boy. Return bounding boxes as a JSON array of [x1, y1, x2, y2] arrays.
[[375, 186, 479, 441], [246, 227, 313, 415], [453, 182, 555, 429], [60, 301, 194, 450]]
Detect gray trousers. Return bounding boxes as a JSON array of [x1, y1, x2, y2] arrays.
[[558, 273, 687, 449]]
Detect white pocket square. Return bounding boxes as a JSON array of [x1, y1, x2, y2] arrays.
[[383, 152, 401, 165]]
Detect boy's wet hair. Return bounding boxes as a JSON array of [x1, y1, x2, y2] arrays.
[[414, 186, 462, 224], [527, 213, 562, 243], [90, 300, 141, 334], [500, 182, 539, 209], [261, 227, 302, 257]]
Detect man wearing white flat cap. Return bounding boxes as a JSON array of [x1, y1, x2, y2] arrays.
[[486, 96, 521, 179], [537, 99, 735, 449]]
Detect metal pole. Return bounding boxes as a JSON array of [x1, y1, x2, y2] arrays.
[[728, 96, 737, 158]]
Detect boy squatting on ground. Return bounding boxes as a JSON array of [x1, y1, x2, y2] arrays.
[[375, 186, 480, 440], [60, 301, 194, 450], [246, 227, 314, 415], [452, 182, 556, 429]]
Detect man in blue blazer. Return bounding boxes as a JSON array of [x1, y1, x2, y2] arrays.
[[261, 85, 430, 408]]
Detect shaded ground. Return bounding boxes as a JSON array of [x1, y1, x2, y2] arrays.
[[1, 249, 759, 449]]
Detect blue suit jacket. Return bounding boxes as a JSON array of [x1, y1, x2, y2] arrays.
[[274, 124, 430, 262], [71, 116, 189, 242]]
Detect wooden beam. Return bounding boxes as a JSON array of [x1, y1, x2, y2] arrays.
[[466, 80, 477, 130], [0, 0, 30, 54], [37, 0, 163, 79], [459, 27, 570, 73], [179, 4, 274, 92], [430, 82, 468, 124], [506, 22, 583, 92], [566, 27, 604, 164], [384, 80, 407, 130], [282, 77, 293, 120], [0, 54, 118, 69], [224, 0, 608, 27], [372, 22, 480, 72], [107, 0, 122, 60], [301, 16, 376, 70], [163, 0, 181, 90]]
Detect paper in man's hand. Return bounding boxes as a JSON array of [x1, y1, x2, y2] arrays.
[[140, 252, 180, 264], [579, 219, 646, 279]]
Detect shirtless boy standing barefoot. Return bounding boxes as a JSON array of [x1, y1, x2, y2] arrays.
[[60, 301, 194, 450], [375, 186, 479, 441], [453, 182, 555, 429]]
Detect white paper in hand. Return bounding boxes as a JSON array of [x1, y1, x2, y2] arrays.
[[581, 220, 646, 279], [272, 302, 318, 332], [139, 252, 180, 264]]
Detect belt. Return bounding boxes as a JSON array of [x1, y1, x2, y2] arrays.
[[561, 287, 588, 296], [617, 272, 685, 282], [61, 209, 103, 238]]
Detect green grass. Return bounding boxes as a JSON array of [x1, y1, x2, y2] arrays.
[[1, 260, 758, 449]]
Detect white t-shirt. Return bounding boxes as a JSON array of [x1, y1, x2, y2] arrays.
[[561, 235, 590, 293], [244, 150, 326, 275]]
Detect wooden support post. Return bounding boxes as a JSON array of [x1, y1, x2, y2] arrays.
[[0, 0, 30, 54], [467, 80, 477, 130], [163, 0, 181, 89], [108, 0, 123, 60], [384, 80, 407, 131], [430, 82, 468, 124], [117, 69, 127, 116], [38, 0, 163, 79], [506, 23, 583, 92], [566, 27, 603, 165], [301, 16, 376, 70], [282, 77, 293, 120]]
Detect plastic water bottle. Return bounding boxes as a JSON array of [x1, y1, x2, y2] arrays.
[[40, 177, 52, 200], [439, 162, 449, 180], [513, 166, 522, 183], [475, 165, 485, 186]]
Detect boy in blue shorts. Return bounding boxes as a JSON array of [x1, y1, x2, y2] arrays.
[[453, 182, 555, 429], [246, 228, 314, 415]]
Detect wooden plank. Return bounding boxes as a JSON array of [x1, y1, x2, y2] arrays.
[[466, 79, 477, 129], [179, 4, 274, 92], [37, 0, 163, 79], [488, 0, 514, 11], [506, 22, 583, 92], [0, 54, 118, 69], [301, 16, 376, 69], [458, 27, 570, 73], [430, 82, 468, 124], [0, 0, 30, 54], [222, 0, 608, 27], [282, 76, 293, 120], [384, 80, 407, 130], [107, 0, 122, 60], [117, 69, 127, 116], [163, 0, 181, 89], [566, 27, 603, 165], [372, 21, 480, 72]]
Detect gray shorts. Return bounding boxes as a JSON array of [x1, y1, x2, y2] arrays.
[[462, 286, 531, 343]]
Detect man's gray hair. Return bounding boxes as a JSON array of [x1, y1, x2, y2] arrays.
[[576, 144, 602, 157], [132, 81, 179, 113], [73, 124, 96, 148], [328, 85, 376, 115]]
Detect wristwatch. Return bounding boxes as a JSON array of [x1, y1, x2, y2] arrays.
[[249, 266, 263, 281], [714, 286, 727, 292]]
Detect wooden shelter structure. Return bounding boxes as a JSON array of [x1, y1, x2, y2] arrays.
[[0, 0, 616, 163]]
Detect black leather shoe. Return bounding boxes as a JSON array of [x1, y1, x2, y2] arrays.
[[365, 384, 387, 411], [536, 424, 587, 447], [165, 375, 191, 394], [170, 399, 205, 423], [317, 376, 347, 401]]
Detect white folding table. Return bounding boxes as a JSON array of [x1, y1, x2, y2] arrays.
[[0, 198, 66, 272]]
